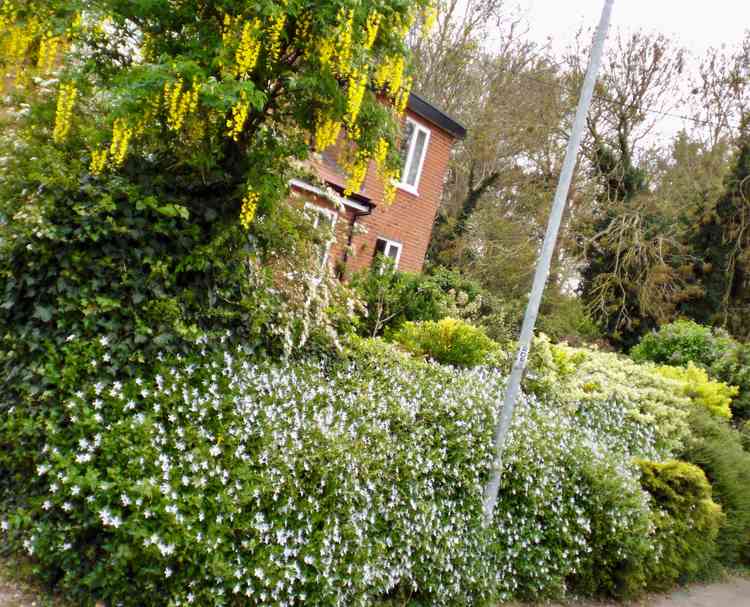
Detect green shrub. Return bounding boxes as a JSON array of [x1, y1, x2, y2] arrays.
[[681, 408, 750, 566], [349, 262, 486, 338], [655, 363, 737, 420], [1, 334, 692, 605], [741, 420, 750, 451], [630, 320, 729, 367], [636, 459, 724, 588], [631, 320, 750, 420], [544, 345, 692, 457], [537, 293, 603, 346], [392, 318, 496, 367]]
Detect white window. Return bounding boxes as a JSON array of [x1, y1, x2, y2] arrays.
[[374, 237, 403, 269], [398, 118, 431, 194], [304, 203, 338, 266]]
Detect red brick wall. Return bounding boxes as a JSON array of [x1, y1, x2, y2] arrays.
[[348, 110, 454, 274], [293, 109, 456, 276]]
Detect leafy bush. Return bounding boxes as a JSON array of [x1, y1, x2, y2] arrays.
[[539, 345, 692, 457], [636, 459, 724, 588], [392, 318, 496, 367], [681, 408, 750, 566], [654, 364, 737, 420], [631, 320, 729, 367], [1, 334, 699, 605], [631, 320, 750, 420], [350, 262, 486, 338], [537, 293, 603, 346]]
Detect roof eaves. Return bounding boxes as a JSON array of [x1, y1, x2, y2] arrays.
[[407, 92, 467, 140]]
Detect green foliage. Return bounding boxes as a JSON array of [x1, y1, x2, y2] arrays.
[[632, 320, 750, 420], [537, 344, 693, 457], [655, 364, 737, 420], [392, 318, 496, 367], [681, 408, 750, 567], [686, 130, 750, 339], [636, 459, 724, 588], [350, 261, 486, 337], [536, 293, 603, 346], [631, 320, 729, 366]]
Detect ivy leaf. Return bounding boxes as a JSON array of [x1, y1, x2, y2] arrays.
[[33, 305, 53, 322]]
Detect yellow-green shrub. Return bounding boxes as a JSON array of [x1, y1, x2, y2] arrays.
[[655, 363, 737, 419], [636, 459, 724, 588], [392, 318, 496, 367]]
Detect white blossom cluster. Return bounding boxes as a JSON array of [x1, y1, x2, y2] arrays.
[[1, 338, 681, 605]]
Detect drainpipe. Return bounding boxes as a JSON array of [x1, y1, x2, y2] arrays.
[[338, 205, 372, 280]]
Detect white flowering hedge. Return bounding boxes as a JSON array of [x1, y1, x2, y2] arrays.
[[0, 336, 694, 605]]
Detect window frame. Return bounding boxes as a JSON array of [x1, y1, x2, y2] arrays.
[[304, 202, 338, 266], [374, 237, 403, 270], [397, 118, 431, 196]]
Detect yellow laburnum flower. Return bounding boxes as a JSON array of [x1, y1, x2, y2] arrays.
[[317, 37, 335, 68], [345, 69, 368, 127], [334, 8, 353, 76], [52, 82, 77, 143], [89, 148, 109, 176], [315, 116, 341, 151], [227, 91, 249, 142], [37, 33, 63, 73], [239, 190, 259, 230], [382, 167, 400, 205], [109, 119, 132, 167], [374, 137, 388, 170], [395, 76, 412, 115], [266, 12, 287, 62], [374, 55, 404, 95], [364, 12, 381, 50], [343, 150, 370, 196], [235, 18, 262, 78]]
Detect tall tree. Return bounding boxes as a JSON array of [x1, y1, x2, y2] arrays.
[[573, 30, 688, 347]]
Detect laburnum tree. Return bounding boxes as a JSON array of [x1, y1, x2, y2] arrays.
[[0, 0, 434, 557], [0, 0, 434, 362]]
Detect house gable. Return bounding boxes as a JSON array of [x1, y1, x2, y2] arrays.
[[291, 93, 465, 276]]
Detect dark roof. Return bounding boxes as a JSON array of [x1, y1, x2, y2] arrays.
[[407, 93, 467, 140]]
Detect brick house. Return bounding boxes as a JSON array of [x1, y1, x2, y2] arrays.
[[292, 93, 466, 275]]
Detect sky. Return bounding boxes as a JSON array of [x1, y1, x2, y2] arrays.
[[516, 0, 750, 57], [513, 1, 750, 142]]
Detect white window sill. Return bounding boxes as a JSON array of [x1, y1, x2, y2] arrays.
[[395, 182, 420, 197]]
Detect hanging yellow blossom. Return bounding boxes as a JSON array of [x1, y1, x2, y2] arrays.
[[52, 82, 77, 143], [2, 17, 38, 73], [109, 119, 132, 167], [344, 69, 368, 127], [239, 190, 259, 230], [37, 33, 63, 73], [266, 12, 287, 62], [235, 18, 262, 78], [374, 137, 389, 170], [374, 55, 405, 95], [364, 12, 381, 50], [382, 167, 400, 204], [334, 8, 353, 76], [227, 91, 249, 142], [164, 78, 201, 132], [315, 116, 341, 151], [343, 150, 370, 196], [317, 36, 335, 68], [0, 1, 16, 31], [396, 76, 412, 115], [89, 148, 109, 176]]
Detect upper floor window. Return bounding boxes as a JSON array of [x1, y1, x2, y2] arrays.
[[398, 118, 431, 194]]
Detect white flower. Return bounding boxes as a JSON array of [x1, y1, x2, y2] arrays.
[[43, 500, 52, 510], [164, 567, 172, 578]]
